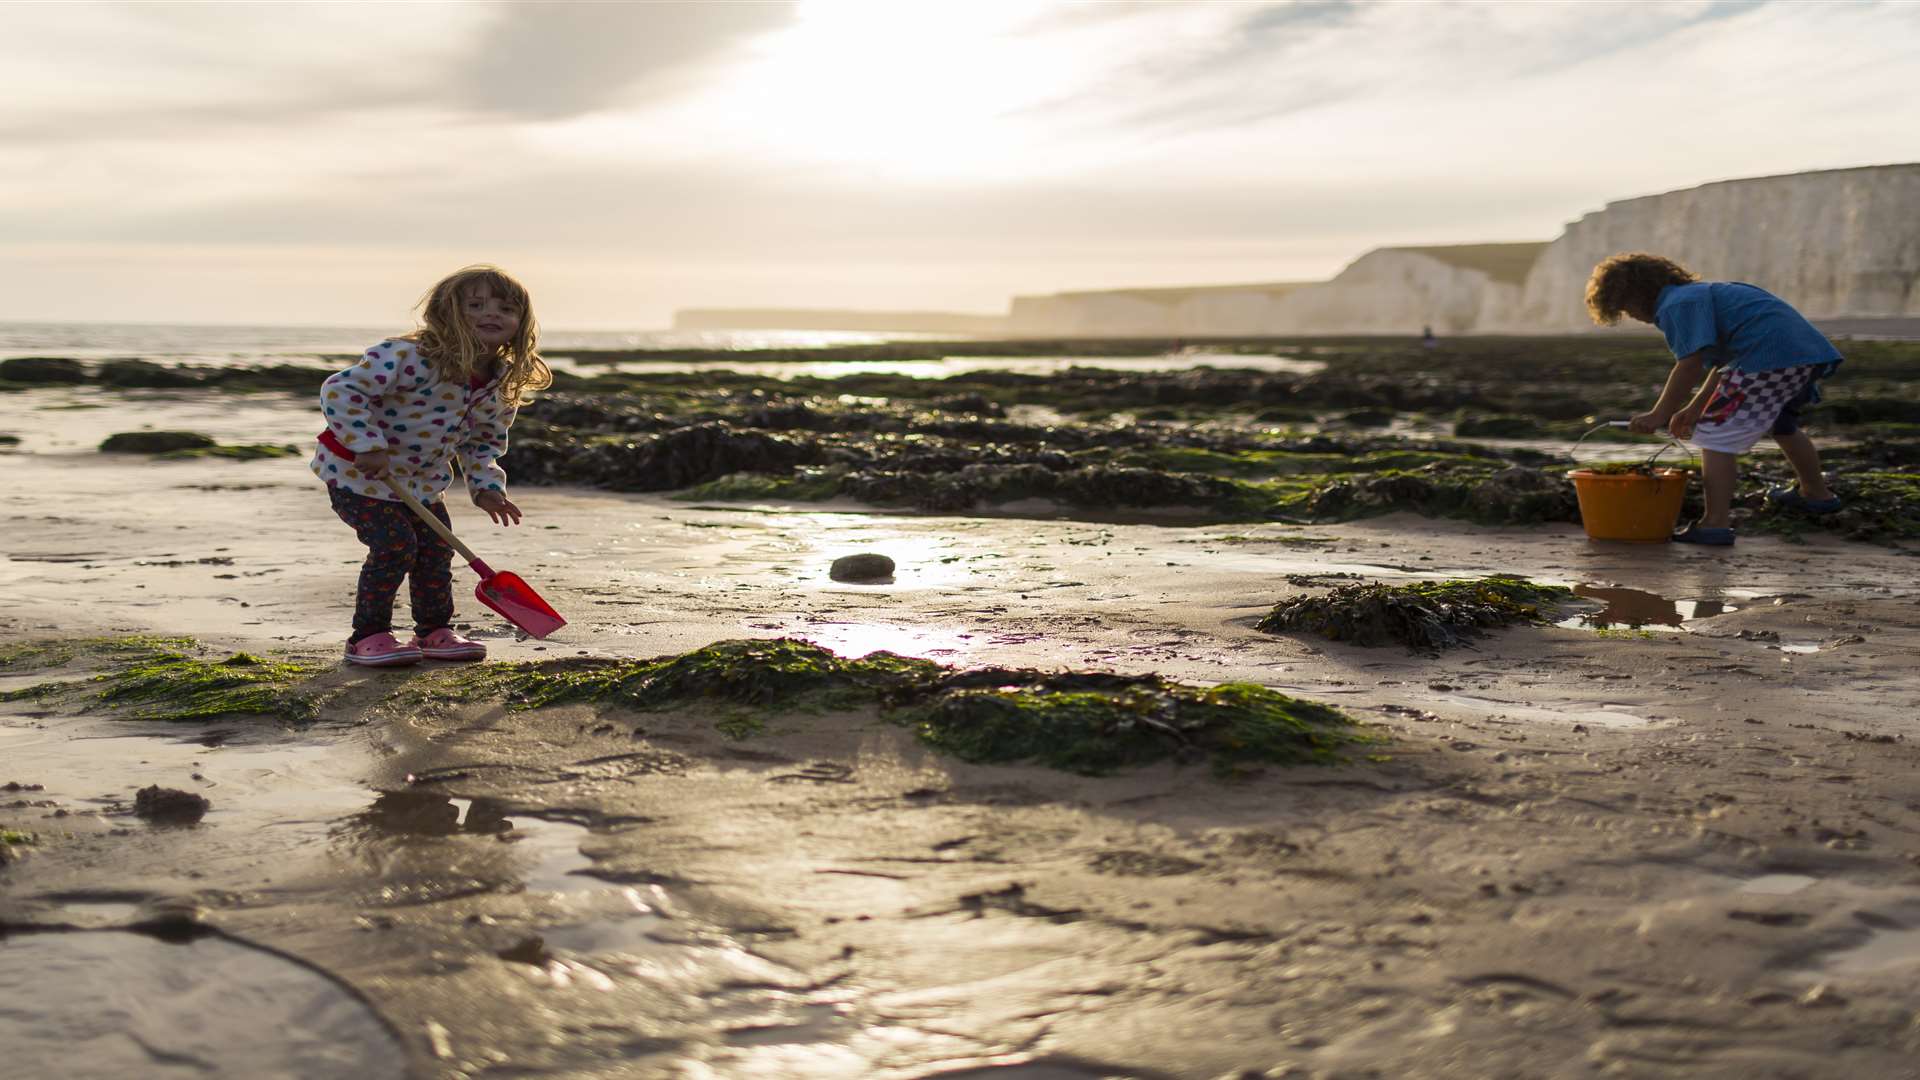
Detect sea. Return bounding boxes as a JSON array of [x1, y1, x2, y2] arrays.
[[0, 321, 1326, 380], [0, 321, 934, 366]]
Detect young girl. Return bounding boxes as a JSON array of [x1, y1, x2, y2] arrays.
[[311, 265, 553, 665], [1585, 253, 1843, 546]]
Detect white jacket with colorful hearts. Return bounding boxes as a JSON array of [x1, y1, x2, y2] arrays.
[[309, 338, 515, 504]]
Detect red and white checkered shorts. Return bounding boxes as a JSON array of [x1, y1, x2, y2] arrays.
[[1691, 363, 1825, 453]]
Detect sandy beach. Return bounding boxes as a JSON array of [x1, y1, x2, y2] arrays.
[[4, 374, 1920, 1079]]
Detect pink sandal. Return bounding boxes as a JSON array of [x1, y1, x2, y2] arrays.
[[411, 627, 487, 662], [345, 631, 423, 667]]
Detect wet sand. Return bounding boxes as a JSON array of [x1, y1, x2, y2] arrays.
[[4, 385, 1920, 1078]]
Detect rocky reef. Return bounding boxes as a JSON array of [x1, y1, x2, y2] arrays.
[[496, 337, 1920, 542]]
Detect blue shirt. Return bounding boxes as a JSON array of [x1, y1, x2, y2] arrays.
[[1654, 282, 1842, 374]]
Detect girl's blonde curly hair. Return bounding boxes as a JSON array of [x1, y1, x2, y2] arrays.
[[406, 264, 553, 407], [1585, 253, 1698, 325]]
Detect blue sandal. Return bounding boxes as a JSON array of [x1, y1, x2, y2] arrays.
[[1672, 521, 1736, 546], [1765, 485, 1842, 514]]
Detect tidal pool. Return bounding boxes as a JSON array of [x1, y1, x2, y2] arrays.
[[1557, 584, 1740, 631], [0, 929, 404, 1079]]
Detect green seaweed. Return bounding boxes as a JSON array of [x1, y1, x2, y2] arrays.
[[1092, 446, 1501, 480], [0, 828, 33, 866], [1742, 471, 1920, 544], [1577, 460, 1677, 476], [5, 638, 324, 723], [907, 679, 1364, 776], [157, 443, 301, 461], [449, 638, 1371, 775], [0, 636, 197, 673], [1591, 627, 1658, 640], [1258, 575, 1573, 652], [455, 638, 946, 713], [93, 649, 325, 722], [0, 682, 68, 703]]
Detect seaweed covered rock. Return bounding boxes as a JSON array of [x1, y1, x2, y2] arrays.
[[1306, 471, 1439, 518], [1304, 465, 1581, 527], [100, 431, 218, 454], [451, 638, 1373, 776], [97, 359, 208, 388], [1740, 471, 1920, 544], [1339, 409, 1396, 428], [134, 785, 209, 824], [928, 393, 1004, 416], [159, 443, 300, 461], [1467, 466, 1580, 524], [0, 357, 87, 384], [513, 422, 813, 491], [1257, 575, 1573, 652], [843, 462, 1238, 514], [0, 828, 33, 864], [91, 647, 321, 722], [1454, 415, 1547, 439], [473, 638, 944, 711]]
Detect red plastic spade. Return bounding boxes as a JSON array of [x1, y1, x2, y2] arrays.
[[382, 479, 567, 639]]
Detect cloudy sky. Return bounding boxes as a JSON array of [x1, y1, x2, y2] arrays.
[[3, 0, 1917, 329]]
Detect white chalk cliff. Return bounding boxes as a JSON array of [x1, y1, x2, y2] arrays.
[[1002, 164, 1920, 335], [1509, 164, 1920, 330]]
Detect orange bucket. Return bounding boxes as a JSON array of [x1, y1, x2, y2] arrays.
[[1567, 468, 1690, 541]]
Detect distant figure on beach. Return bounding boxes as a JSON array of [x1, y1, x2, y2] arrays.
[[310, 265, 553, 665], [1585, 253, 1842, 546], [1420, 325, 1436, 349]]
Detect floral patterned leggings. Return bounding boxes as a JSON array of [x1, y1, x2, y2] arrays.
[[328, 486, 457, 644]]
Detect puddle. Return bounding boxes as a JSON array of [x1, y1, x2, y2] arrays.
[[539, 886, 672, 955], [913, 1062, 1140, 1079], [1812, 927, 1920, 977], [1425, 693, 1651, 729], [794, 623, 976, 661], [0, 929, 404, 1079], [1558, 584, 1738, 631], [347, 792, 598, 893], [50, 898, 145, 922], [1779, 643, 1820, 655], [0, 721, 383, 870], [1739, 873, 1818, 896]]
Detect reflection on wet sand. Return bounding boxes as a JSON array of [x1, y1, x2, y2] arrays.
[[1561, 583, 1738, 630], [0, 929, 404, 1079], [352, 790, 511, 838]]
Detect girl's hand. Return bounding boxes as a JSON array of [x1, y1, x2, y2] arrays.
[[1668, 409, 1701, 440], [1627, 411, 1665, 434], [474, 490, 522, 526], [355, 449, 392, 477]]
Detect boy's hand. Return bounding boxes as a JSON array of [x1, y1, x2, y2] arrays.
[[1627, 411, 1666, 434], [474, 489, 522, 526], [1668, 409, 1702, 440]]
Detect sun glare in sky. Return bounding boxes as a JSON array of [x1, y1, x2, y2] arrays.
[[2, 0, 1918, 327]]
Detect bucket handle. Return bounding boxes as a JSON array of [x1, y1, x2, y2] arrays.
[[1573, 420, 1698, 474]]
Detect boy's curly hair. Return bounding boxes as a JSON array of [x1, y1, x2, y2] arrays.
[[1584, 253, 1698, 325]]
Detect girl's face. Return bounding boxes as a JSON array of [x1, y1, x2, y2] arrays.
[[461, 287, 522, 351]]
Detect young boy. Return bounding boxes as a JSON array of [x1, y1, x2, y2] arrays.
[[1584, 253, 1843, 545]]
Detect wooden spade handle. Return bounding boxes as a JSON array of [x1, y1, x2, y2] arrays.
[[382, 476, 482, 566]]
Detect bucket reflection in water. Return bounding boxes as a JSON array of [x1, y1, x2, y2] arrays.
[[1560, 584, 1736, 630]]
